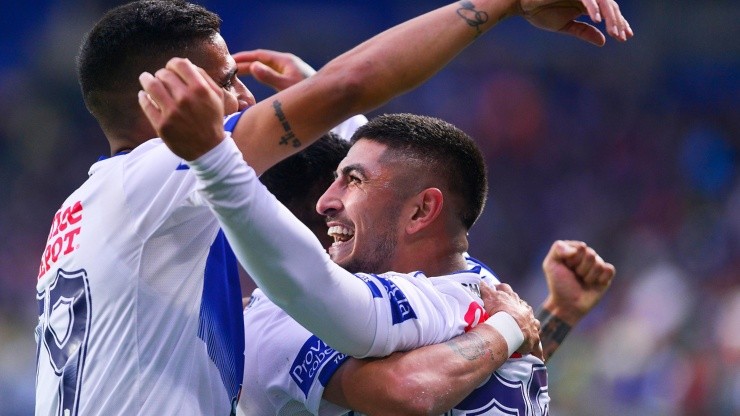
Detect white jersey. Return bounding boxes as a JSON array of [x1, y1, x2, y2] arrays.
[[189, 137, 490, 359], [34, 113, 248, 416], [238, 257, 549, 416], [33, 112, 366, 416]]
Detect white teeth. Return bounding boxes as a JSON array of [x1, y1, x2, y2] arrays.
[[327, 226, 354, 238]]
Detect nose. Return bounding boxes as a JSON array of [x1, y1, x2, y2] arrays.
[[235, 79, 256, 110], [316, 179, 343, 217]]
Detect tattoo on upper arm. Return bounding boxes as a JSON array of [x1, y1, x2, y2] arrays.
[[272, 100, 301, 148], [456, 1, 489, 37], [537, 308, 572, 362], [446, 331, 491, 361]]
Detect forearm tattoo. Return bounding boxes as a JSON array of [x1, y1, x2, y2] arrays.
[[446, 331, 493, 361], [456, 1, 489, 37], [537, 308, 571, 362], [271, 100, 301, 148]]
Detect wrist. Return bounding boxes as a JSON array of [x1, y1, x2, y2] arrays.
[[540, 296, 583, 326], [484, 311, 524, 357], [535, 306, 572, 361]]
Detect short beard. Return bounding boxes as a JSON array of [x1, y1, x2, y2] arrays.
[[339, 231, 397, 274]]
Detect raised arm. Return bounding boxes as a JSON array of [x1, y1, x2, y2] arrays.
[[136, 0, 627, 357], [230, 0, 631, 175], [537, 240, 616, 361], [140, 0, 632, 172]]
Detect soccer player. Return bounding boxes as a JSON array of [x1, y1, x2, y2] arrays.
[[138, 3, 632, 358], [239, 115, 615, 415], [36, 0, 629, 415], [136, 1, 629, 414]]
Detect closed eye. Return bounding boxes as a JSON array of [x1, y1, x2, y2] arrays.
[[220, 68, 238, 90], [221, 78, 234, 90]]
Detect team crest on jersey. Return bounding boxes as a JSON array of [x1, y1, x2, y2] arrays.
[[447, 364, 549, 415], [38, 201, 83, 279]]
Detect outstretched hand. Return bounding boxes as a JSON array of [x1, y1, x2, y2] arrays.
[[515, 0, 633, 46], [233, 49, 316, 92], [138, 58, 226, 161], [541, 240, 616, 324]]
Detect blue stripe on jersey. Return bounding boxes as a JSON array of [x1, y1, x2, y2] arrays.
[[224, 109, 247, 133], [290, 335, 348, 398], [198, 230, 244, 404], [371, 274, 418, 325], [354, 274, 382, 298], [465, 255, 499, 280]]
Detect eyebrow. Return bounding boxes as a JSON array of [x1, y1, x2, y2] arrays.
[[218, 67, 238, 87], [337, 163, 366, 179]]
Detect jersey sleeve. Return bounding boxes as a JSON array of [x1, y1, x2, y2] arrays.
[[241, 291, 351, 415], [329, 114, 367, 141], [187, 138, 480, 357]]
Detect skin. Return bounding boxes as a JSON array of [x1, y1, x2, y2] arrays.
[[138, 0, 626, 413], [318, 141, 409, 274], [140, 0, 633, 173], [313, 142, 617, 411], [111, 33, 254, 156]]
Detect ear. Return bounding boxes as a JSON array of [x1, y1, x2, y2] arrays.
[[405, 188, 444, 235]]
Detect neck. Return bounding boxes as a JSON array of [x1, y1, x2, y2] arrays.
[[393, 231, 469, 276], [105, 120, 158, 156]]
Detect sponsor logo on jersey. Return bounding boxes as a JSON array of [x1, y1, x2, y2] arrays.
[[373, 275, 418, 325], [290, 335, 347, 397], [463, 301, 488, 332], [38, 201, 83, 279]]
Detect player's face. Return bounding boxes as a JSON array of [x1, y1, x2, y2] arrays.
[[195, 34, 255, 114], [316, 140, 405, 273]]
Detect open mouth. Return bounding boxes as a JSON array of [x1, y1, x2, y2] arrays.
[[327, 225, 354, 247]]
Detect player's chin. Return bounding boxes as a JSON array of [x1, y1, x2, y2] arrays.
[[328, 240, 353, 265]]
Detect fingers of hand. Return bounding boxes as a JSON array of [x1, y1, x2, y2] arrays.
[[557, 240, 586, 269], [561, 20, 606, 47], [153, 67, 187, 102], [599, 0, 631, 41], [139, 71, 174, 112], [574, 247, 597, 278], [137, 90, 161, 125], [236, 61, 253, 77], [252, 61, 281, 78], [167, 58, 213, 91], [193, 66, 225, 98], [233, 49, 287, 68], [596, 262, 616, 287], [232, 50, 265, 63], [158, 60, 220, 105], [584, 0, 602, 22], [495, 283, 515, 296]]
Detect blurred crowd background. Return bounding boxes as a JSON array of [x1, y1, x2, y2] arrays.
[[0, 1, 737, 414]]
